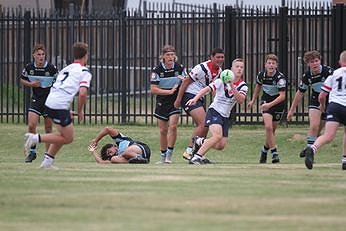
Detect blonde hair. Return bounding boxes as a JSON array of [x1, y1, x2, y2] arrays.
[[232, 58, 244, 67], [339, 50, 346, 65], [265, 54, 278, 63], [159, 45, 178, 62]]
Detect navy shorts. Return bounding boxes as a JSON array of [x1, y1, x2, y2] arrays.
[[181, 92, 205, 115], [262, 101, 285, 122], [309, 93, 327, 120], [45, 106, 72, 127], [154, 102, 181, 121], [325, 102, 346, 126], [28, 95, 49, 117], [135, 141, 151, 162], [205, 108, 230, 137]]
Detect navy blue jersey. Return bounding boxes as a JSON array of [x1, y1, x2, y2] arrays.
[[298, 65, 334, 98], [20, 61, 58, 98], [256, 70, 287, 103], [150, 62, 186, 104]]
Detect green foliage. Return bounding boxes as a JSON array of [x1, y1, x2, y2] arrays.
[[1, 124, 346, 231]]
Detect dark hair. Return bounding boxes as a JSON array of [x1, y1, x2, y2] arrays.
[[265, 54, 279, 63], [211, 48, 224, 56], [100, 143, 115, 160], [73, 42, 88, 59], [32, 44, 46, 54], [303, 50, 321, 64]]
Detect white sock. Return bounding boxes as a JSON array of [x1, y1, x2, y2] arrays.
[[186, 146, 193, 154], [41, 153, 54, 166], [32, 134, 39, 143], [196, 137, 204, 146]]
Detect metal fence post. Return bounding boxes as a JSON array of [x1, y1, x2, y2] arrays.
[[23, 10, 31, 124], [332, 4, 346, 67], [279, 6, 288, 125], [121, 10, 127, 124]]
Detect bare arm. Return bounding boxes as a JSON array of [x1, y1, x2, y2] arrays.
[[150, 84, 178, 96], [174, 77, 193, 108], [90, 127, 119, 146], [20, 78, 40, 88], [186, 86, 211, 106], [261, 90, 286, 111], [77, 87, 88, 121], [230, 83, 246, 104], [247, 84, 261, 108], [318, 91, 328, 113], [287, 90, 304, 120]]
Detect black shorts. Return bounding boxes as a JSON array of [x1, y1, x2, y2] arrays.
[[205, 108, 230, 137], [154, 102, 181, 121], [181, 92, 205, 115], [45, 106, 72, 127], [28, 95, 49, 117], [262, 101, 285, 122], [135, 141, 151, 162], [325, 102, 346, 126]]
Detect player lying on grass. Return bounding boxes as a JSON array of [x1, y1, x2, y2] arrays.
[[88, 127, 151, 164]]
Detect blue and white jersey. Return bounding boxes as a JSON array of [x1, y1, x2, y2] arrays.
[[208, 78, 248, 118], [256, 70, 286, 103], [321, 67, 346, 106], [111, 133, 135, 156]]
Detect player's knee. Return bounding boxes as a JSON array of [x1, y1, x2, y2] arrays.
[[159, 127, 168, 135], [27, 123, 36, 133], [64, 136, 74, 144]]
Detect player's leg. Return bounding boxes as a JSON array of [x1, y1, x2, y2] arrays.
[[165, 113, 180, 163], [307, 108, 322, 144], [156, 119, 168, 163], [25, 111, 39, 162], [342, 128, 346, 170], [43, 116, 53, 152], [259, 113, 274, 163]]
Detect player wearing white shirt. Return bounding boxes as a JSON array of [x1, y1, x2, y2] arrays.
[[24, 42, 92, 169], [174, 48, 224, 161], [186, 59, 248, 164], [302, 50, 346, 170]]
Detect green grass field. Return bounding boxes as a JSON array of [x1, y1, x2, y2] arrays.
[[1, 124, 346, 231]]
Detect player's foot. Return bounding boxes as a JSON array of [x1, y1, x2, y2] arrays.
[[192, 136, 201, 155], [303, 146, 314, 169], [201, 157, 214, 164], [342, 156, 346, 170], [156, 155, 166, 164], [299, 149, 306, 158], [129, 155, 148, 164], [39, 162, 59, 170], [189, 155, 204, 165], [25, 151, 37, 163], [182, 150, 192, 160], [259, 151, 267, 164], [272, 154, 280, 164], [164, 152, 172, 164], [24, 133, 37, 155]]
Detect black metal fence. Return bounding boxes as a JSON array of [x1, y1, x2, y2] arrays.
[[0, 2, 345, 125]]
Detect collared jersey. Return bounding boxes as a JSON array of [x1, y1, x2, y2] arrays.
[[20, 61, 58, 98], [298, 65, 334, 94], [150, 62, 187, 104], [45, 62, 92, 110], [321, 66, 346, 106], [186, 60, 222, 95], [256, 70, 286, 103], [208, 78, 248, 118]]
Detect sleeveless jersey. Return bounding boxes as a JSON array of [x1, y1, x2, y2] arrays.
[[45, 62, 92, 110], [20, 61, 58, 98], [208, 78, 248, 118]]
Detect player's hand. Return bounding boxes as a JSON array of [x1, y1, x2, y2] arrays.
[[174, 99, 181, 109], [88, 143, 97, 152], [78, 111, 84, 121], [170, 84, 178, 94], [247, 100, 254, 109], [287, 110, 293, 121], [186, 98, 196, 106], [89, 139, 98, 147], [260, 103, 270, 111], [30, 80, 40, 88]]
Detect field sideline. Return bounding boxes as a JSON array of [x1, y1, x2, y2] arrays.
[[1, 124, 346, 231]]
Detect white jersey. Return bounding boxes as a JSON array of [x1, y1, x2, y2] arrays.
[[186, 60, 222, 95], [208, 78, 248, 117], [45, 62, 92, 109], [321, 66, 346, 106]]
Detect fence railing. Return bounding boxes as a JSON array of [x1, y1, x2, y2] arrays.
[[0, 2, 345, 125]]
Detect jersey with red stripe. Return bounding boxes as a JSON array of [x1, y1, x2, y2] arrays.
[[321, 67, 346, 106], [208, 78, 248, 117], [45, 63, 92, 109], [186, 60, 222, 95]]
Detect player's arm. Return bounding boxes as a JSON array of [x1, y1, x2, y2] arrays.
[[318, 91, 328, 113], [77, 87, 88, 121], [174, 77, 193, 108], [264, 90, 286, 109], [88, 143, 112, 164], [247, 83, 261, 108], [90, 127, 119, 147], [150, 84, 177, 95], [20, 76, 40, 88], [186, 85, 211, 106], [287, 90, 304, 120], [230, 84, 246, 104]]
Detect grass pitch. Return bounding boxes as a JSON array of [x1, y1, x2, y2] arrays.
[[1, 124, 346, 231]]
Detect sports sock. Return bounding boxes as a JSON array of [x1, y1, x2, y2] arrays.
[[30, 145, 37, 153], [271, 148, 278, 156], [196, 137, 205, 146], [261, 145, 269, 154], [310, 145, 317, 154], [166, 147, 174, 156], [161, 149, 167, 157], [306, 136, 316, 147], [41, 153, 54, 166]]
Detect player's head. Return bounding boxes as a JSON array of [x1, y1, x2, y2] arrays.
[[231, 58, 244, 79], [100, 144, 118, 160], [264, 54, 278, 74], [339, 50, 346, 67], [73, 42, 88, 63], [210, 48, 224, 68], [160, 45, 177, 64], [32, 44, 46, 66], [304, 50, 322, 74]]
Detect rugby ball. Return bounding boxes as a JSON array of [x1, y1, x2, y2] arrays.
[[220, 69, 235, 83]]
